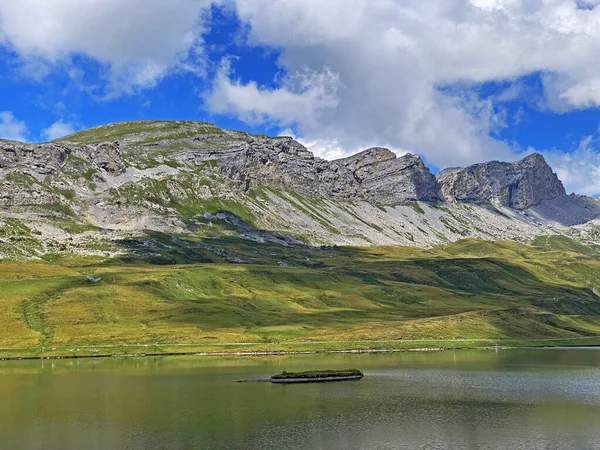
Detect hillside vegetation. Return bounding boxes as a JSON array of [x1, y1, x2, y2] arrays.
[[56, 120, 225, 146], [3, 121, 600, 358], [2, 238, 600, 358]]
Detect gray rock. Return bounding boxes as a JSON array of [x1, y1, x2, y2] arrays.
[[2, 121, 595, 257], [0, 140, 126, 177], [437, 153, 565, 209], [335, 149, 442, 203], [530, 194, 600, 226], [0, 142, 70, 175], [0, 140, 126, 210], [213, 139, 440, 203], [75, 142, 126, 176]]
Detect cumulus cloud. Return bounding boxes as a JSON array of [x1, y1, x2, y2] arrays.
[[0, 0, 216, 95], [4, 0, 600, 193], [41, 120, 77, 141], [201, 0, 600, 177], [0, 111, 27, 141], [206, 62, 341, 128], [542, 133, 600, 196]]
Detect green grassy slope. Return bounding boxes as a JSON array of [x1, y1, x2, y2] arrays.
[[55, 120, 224, 145], [532, 235, 600, 256], [1, 239, 600, 358]]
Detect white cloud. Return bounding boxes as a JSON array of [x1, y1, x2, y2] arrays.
[[200, 0, 600, 179], [0, 0, 216, 95], [0, 111, 27, 141], [558, 77, 600, 108], [41, 120, 76, 141], [205, 63, 341, 128], [4, 0, 600, 194], [542, 134, 600, 196]]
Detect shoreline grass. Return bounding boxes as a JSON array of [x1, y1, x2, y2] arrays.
[[1, 337, 599, 361]]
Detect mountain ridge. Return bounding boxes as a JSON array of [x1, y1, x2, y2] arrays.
[[1, 120, 600, 259]]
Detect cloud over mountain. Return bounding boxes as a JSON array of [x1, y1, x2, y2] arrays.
[[213, 0, 600, 170], [3, 1, 600, 193]]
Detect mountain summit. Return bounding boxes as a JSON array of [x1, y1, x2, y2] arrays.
[[437, 153, 565, 209]]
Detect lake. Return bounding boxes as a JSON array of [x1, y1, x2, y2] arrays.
[[1, 348, 600, 449]]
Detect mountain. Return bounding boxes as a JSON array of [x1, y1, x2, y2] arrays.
[[1, 120, 600, 260], [4, 120, 600, 356]]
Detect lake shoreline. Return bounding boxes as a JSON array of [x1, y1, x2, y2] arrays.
[[0, 346, 447, 361], [1, 341, 599, 361]]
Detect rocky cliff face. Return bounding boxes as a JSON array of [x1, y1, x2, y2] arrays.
[[0, 142, 71, 175], [0, 140, 125, 210], [0, 140, 125, 177], [5, 124, 554, 210], [437, 153, 566, 209], [335, 149, 442, 203], [74, 142, 126, 176], [213, 138, 440, 203]]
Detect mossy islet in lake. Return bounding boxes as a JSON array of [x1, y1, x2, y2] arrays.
[[270, 369, 364, 383]]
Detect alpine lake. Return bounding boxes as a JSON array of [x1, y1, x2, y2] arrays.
[[1, 348, 600, 449]]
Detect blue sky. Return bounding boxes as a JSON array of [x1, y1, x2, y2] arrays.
[[0, 5, 285, 140], [2, 1, 600, 195]]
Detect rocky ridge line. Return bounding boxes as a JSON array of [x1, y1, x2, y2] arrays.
[[0, 133, 564, 209], [1, 121, 599, 258]]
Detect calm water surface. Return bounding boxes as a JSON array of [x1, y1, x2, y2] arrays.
[[1, 348, 600, 449]]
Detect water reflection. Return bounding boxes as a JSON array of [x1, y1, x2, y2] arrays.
[[1, 349, 600, 449]]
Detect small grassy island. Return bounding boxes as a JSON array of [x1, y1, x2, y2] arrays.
[[270, 369, 364, 384]]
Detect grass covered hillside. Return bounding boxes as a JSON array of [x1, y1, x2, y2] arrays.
[[2, 120, 600, 358], [2, 238, 600, 359]]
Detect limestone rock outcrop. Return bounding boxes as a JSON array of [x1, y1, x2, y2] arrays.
[[335, 149, 442, 203], [436, 153, 566, 209], [75, 142, 126, 176], [0, 142, 71, 175], [0, 134, 571, 211], [0, 140, 125, 177], [2, 121, 600, 256], [214, 138, 440, 203]]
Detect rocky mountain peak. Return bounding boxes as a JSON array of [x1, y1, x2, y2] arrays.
[[437, 152, 566, 209], [519, 152, 546, 164], [1, 121, 567, 211], [336, 147, 396, 172], [2, 120, 600, 258], [334, 151, 442, 203], [215, 138, 441, 203]]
